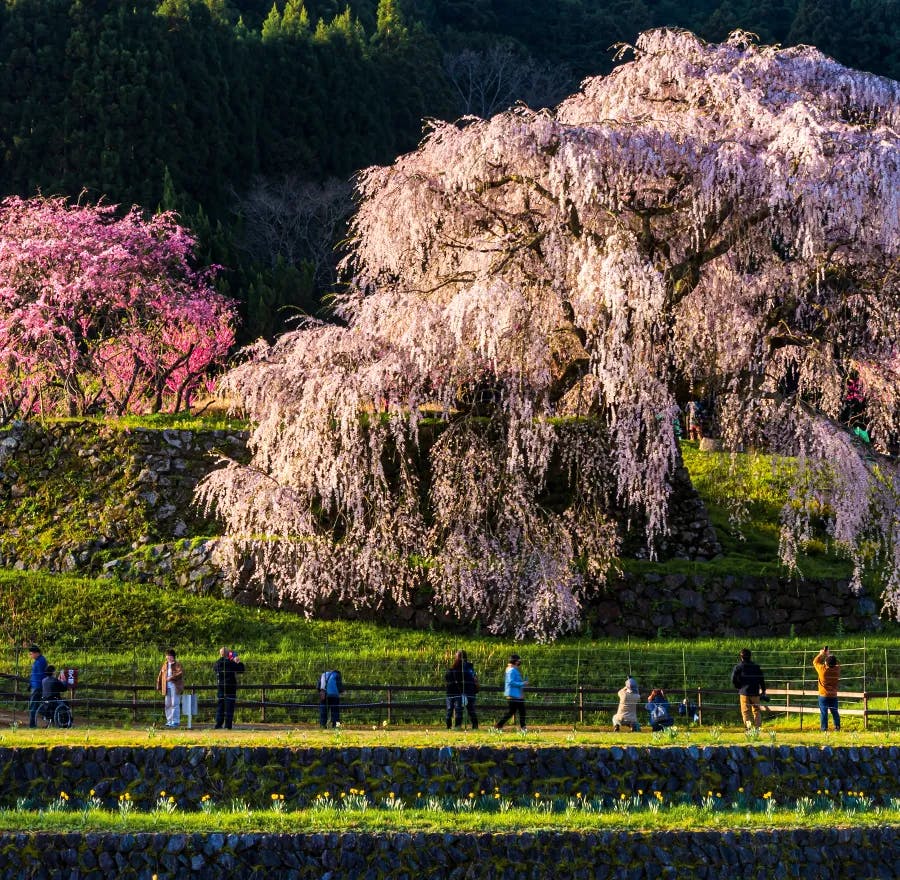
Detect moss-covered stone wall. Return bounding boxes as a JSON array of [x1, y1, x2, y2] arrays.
[[0, 422, 878, 635], [1, 827, 898, 879], [0, 421, 248, 587], [2, 744, 898, 810]]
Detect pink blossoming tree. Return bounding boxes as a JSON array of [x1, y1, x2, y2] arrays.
[[0, 195, 237, 418], [200, 30, 900, 639]]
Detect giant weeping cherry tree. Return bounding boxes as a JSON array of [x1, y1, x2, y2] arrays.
[[200, 29, 900, 640]]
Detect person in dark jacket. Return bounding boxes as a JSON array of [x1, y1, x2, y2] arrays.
[[41, 665, 66, 701], [213, 647, 245, 730], [38, 665, 66, 721], [646, 688, 674, 731], [461, 650, 479, 730], [445, 652, 464, 729], [731, 648, 767, 729], [27, 645, 48, 728]]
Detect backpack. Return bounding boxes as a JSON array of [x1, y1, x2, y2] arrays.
[[321, 670, 342, 697], [464, 663, 479, 693]]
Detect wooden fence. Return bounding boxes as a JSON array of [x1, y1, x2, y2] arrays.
[[1, 673, 895, 729]]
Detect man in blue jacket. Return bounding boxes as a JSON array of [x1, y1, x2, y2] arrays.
[[28, 645, 47, 728], [495, 654, 528, 732], [319, 669, 344, 728]]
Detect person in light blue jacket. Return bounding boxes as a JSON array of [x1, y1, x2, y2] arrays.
[[495, 654, 529, 732]]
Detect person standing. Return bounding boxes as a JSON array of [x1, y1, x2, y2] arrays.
[[27, 645, 48, 728], [731, 647, 767, 730], [813, 645, 841, 731], [445, 652, 464, 729], [156, 648, 185, 728], [318, 668, 344, 728], [612, 677, 641, 731], [686, 399, 703, 441], [496, 654, 528, 732], [213, 648, 245, 730], [461, 650, 479, 730]]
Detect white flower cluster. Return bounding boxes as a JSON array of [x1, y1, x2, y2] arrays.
[[200, 29, 900, 637]]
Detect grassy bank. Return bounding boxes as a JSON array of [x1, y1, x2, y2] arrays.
[[0, 726, 897, 749], [0, 569, 895, 701], [1, 796, 897, 834]]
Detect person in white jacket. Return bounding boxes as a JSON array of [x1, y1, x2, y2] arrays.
[[613, 677, 641, 732]]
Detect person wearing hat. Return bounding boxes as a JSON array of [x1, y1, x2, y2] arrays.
[[612, 677, 641, 732], [495, 654, 529, 732], [27, 645, 47, 728]]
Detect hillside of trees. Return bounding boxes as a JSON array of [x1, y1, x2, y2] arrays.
[[2, 0, 897, 338]]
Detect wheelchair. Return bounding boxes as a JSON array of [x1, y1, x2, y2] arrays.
[[38, 699, 73, 728]]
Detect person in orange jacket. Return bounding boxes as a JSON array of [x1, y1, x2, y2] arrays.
[[813, 645, 840, 731]]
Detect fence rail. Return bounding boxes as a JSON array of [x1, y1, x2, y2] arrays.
[[1, 672, 895, 729]]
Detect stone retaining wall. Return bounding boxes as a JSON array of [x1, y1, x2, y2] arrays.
[[0, 421, 879, 635], [1, 744, 897, 809], [2, 827, 898, 879], [585, 570, 877, 638]]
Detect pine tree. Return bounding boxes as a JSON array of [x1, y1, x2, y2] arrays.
[[261, 1, 283, 40], [282, 0, 310, 36], [376, 0, 407, 40]]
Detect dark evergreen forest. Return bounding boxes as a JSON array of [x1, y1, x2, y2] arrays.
[[2, 0, 897, 338]]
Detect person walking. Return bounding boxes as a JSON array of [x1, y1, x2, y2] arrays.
[[461, 650, 479, 729], [731, 647, 767, 730], [156, 648, 185, 728], [318, 668, 344, 728], [27, 645, 48, 728], [445, 652, 464, 729], [213, 648, 245, 730], [813, 645, 841, 731], [495, 654, 528, 732], [612, 677, 641, 731]]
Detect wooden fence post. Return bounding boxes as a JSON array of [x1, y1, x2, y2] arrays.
[[12, 646, 19, 727], [387, 687, 393, 725]]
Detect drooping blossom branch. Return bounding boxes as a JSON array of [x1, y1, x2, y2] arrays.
[[201, 29, 900, 638]]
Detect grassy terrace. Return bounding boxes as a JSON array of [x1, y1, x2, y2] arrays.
[[1, 726, 898, 748], [1, 802, 897, 835], [2, 567, 898, 729], [1, 421, 896, 842]]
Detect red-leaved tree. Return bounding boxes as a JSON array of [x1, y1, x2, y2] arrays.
[[0, 195, 237, 418], [200, 30, 900, 640]]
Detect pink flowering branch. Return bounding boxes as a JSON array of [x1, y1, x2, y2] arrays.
[[0, 195, 237, 417]]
